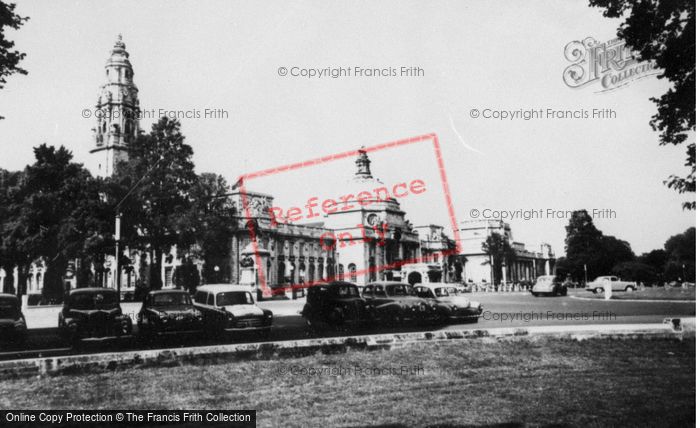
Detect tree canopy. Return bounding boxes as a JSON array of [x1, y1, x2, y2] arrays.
[[1, 145, 110, 301], [108, 117, 198, 290], [590, 0, 696, 209], [482, 232, 515, 284], [0, 1, 28, 119], [564, 210, 635, 281]]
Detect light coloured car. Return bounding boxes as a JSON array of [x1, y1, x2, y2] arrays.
[[412, 283, 482, 323], [531, 275, 567, 297], [193, 284, 273, 337], [585, 276, 637, 293]]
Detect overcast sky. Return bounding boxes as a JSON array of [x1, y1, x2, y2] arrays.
[[0, 0, 695, 256]]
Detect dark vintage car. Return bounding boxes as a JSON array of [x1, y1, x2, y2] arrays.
[[413, 283, 483, 323], [58, 288, 133, 343], [362, 281, 439, 325], [193, 284, 273, 338], [532, 275, 568, 297], [137, 290, 205, 338], [0, 294, 27, 345], [301, 281, 370, 330]]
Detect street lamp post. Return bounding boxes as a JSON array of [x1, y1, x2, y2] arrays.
[[115, 213, 122, 297]]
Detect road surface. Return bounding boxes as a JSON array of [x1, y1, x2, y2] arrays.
[[0, 290, 693, 361]]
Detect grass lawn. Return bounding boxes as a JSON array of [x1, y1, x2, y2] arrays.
[[579, 287, 696, 301], [0, 337, 694, 427]]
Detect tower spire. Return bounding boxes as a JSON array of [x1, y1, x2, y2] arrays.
[[89, 34, 140, 177], [355, 147, 373, 179]]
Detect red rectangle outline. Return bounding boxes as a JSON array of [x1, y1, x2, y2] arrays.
[[237, 133, 462, 295]]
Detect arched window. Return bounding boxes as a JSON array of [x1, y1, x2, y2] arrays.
[[348, 263, 357, 283], [337, 264, 344, 280]]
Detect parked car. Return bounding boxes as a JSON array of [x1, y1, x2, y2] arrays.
[[412, 283, 483, 323], [301, 281, 370, 330], [0, 294, 27, 345], [531, 275, 568, 297], [137, 289, 205, 338], [363, 281, 439, 325], [585, 276, 637, 293], [193, 284, 273, 338], [58, 288, 132, 344]]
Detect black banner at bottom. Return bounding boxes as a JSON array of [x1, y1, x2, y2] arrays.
[[1, 410, 256, 427]]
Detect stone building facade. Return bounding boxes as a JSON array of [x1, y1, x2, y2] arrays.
[[458, 219, 555, 285], [1, 36, 553, 299]]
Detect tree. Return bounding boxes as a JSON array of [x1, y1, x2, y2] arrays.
[[177, 173, 237, 284], [482, 232, 515, 284], [563, 210, 635, 281], [590, 0, 696, 209], [4, 145, 109, 301], [612, 261, 657, 283], [599, 235, 635, 273], [564, 210, 603, 280], [639, 248, 668, 283], [0, 167, 25, 293], [109, 117, 197, 290], [0, 1, 28, 119], [663, 227, 695, 281], [640, 249, 668, 273]]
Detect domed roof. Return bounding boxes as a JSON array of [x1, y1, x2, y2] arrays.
[[340, 148, 401, 210]]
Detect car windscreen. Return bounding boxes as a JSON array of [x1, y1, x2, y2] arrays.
[[69, 292, 119, 310], [151, 292, 191, 306], [336, 286, 359, 298], [434, 288, 451, 297], [413, 288, 433, 298], [216, 291, 253, 306], [0, 298, 19, 319], [386, 285, 409, 296]]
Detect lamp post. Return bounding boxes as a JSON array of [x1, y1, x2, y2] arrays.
[[115, 213, 122, 297]]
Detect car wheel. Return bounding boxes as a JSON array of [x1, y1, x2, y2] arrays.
[[595, 287, 604, 294], [625, 286, 634, 292]]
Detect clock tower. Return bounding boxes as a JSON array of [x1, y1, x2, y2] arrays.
[[90, 35, 140, 177]]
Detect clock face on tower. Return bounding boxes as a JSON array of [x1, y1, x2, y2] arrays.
[[366, 213, 379, 226]]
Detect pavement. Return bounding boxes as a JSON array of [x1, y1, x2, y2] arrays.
[[20, 290, 697, 330]]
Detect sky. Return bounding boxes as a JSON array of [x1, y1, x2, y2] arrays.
[[0, 0, 695, 256]]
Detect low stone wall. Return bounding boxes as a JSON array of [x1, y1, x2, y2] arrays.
[[0, 319, 693, 379]]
